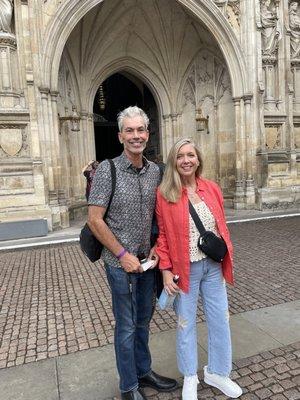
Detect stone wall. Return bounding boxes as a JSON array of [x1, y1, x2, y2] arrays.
[[0, 0, 299, 231]]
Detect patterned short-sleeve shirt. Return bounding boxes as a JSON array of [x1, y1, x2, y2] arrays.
[[88, 152, 160, 267]]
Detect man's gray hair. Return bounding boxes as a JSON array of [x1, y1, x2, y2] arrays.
[[117, 106, 149, 131]]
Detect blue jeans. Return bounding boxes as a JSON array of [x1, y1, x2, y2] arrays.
[[174, 258, 232, 377], [105, 264, 155, 392]]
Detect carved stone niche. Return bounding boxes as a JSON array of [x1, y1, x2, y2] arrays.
[[0, 32, 23, 109], [291, 60, 300, 111], [0, 124, 29, 157], [265, 123, 282, 150], [295, 124, 300, 149]]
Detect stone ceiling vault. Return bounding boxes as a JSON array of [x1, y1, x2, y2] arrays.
[[41, 0, 249, 104]]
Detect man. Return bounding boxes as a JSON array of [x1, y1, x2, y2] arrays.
[[88, 106, 177, 400]]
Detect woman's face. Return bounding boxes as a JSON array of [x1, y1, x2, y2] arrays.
[[291, 2, 298, 11], [176, 143, 199, 179]]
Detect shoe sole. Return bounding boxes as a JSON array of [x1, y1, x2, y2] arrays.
[[204, 376, 242, 398], [138, 382, 178, 392]]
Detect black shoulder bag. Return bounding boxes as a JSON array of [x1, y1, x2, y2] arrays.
[[188, 200, 227, 263], [79, 159, 116, 262]]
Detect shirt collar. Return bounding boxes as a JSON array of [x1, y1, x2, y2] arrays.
[[119, 151, 149, 173], [182, 176, 205, 194]]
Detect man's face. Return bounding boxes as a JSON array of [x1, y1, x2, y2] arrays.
[[118, 116, 149, 157]]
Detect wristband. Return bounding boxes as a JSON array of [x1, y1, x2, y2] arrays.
[[116, 248, 127, 260]]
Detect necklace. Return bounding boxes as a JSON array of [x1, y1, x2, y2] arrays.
[[185, 185, 197, 194]]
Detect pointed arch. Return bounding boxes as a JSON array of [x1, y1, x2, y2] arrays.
[[41, 0, 249, 98]]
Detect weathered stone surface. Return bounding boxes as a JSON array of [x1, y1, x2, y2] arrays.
[[0, 0, 299, 229]]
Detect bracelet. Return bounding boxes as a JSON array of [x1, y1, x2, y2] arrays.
[[116, 248, 127, 260]]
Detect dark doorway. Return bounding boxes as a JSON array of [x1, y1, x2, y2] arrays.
[[93, 72, 159, 161]]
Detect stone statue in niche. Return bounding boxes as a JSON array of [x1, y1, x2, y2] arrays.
[[289, 1, 300, 59], [0, 0, 13, 33], [260, 0, 281, 57]]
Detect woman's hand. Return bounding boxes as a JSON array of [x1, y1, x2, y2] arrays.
[[162, 270, 179, 295], [148, 246, 159, 268]]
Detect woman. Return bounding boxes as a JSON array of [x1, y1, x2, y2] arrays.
[[155, 138, 242, 399], [82, 160, 100, 201]]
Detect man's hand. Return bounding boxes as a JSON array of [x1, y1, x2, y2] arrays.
[[162, 270, 179, 295], [119, 252, 141, 273]]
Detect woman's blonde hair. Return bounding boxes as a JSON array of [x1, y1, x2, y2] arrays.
[[159, 138, 203, 203]]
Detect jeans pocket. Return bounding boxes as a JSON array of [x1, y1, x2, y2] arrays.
[[105, 265, 130, 295]]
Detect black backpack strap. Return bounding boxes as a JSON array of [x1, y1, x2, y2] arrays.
[[188, 200, 206, 236], [103, 159, 116, 218]]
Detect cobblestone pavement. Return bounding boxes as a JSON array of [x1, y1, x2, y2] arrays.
[[141, 341, 300, 400], [0, 217, 299, 372]]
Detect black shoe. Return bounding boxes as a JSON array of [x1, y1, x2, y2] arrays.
[[121, 388, 147, 400], [138, 370, 178, 392]]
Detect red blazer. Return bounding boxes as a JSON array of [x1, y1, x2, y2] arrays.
[[155, 177, 234, 293]]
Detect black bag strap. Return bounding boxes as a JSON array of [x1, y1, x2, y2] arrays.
[[188, 200, 206, 236], [103, 159, 116, 218]]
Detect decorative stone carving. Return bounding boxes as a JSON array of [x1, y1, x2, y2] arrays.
[[226, 1, 240, 31], [183, 65, 196, 106], [295, 124, 300, 148], [0, 128, 22, 156], [182, 54, 231, 107], [213, 0, 240, 34], [289, 1, 300, 60], [0, 125, 29, 157], [265, 124, 282, 149], [0, 0, 13, 33], [260, 0, 281, 57], [291, 60, 300, 110], [215, 66, 232, 103]]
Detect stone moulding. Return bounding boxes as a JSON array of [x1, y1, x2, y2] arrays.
[[0, 33, 16, 48]]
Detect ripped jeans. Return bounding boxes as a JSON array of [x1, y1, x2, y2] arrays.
[[174, 258, 232, 377]]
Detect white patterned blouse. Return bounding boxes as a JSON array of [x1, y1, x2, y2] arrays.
[[189, 200, 220, 262]]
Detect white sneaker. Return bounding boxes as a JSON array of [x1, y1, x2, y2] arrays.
[[182, 374, 199, 400], [204, 366, 242, 398]]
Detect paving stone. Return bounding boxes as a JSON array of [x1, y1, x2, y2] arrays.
[[255, 388, 273, 399], [0, 218, 300, 400], [284, 389, 300, 400]]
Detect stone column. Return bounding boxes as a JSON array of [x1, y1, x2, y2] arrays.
[[291, 61, 300, 113], [233, 96, 245, 209], [244, 94, 256, 207], [87, 113, 96, 161], [289, 65, 298, 181], [214, 102, 221, 183], [39, 87, 55, 194], [80, 111, 92, 166], [162, 114, 173, 157], [50, 90, 67, 209], [262, 56, 277, 111], [0, 33, 22, 108]]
